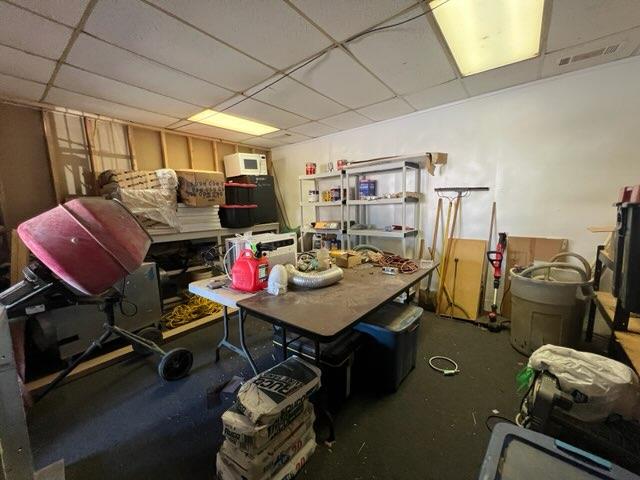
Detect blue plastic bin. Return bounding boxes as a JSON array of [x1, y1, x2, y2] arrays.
[[354, 303, 422, 392]]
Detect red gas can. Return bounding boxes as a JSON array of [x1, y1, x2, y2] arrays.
[[231, 248, 269, 292]]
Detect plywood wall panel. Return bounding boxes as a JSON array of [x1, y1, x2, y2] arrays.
[[192, 138, 215, 170], [165, 133, 190, 169], [131, 127, 163, 170], [0, 104, 56, 229], [217, 142, 236, 177]]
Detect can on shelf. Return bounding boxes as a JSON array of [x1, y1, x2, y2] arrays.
[[330, 187, 341, 202], [336, 159, 347, 170], [308, 190, 319, 203], [305, 162, 316, 175], [321, 190, 332, 202]]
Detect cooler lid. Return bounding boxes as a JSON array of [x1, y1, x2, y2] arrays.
[[363, 303, 423, 332], [225, 182, 257, 188]]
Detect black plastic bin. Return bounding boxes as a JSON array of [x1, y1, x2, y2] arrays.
[[224, 182, 256, 205], [273, 327, 365, 412], [354, 303, 422, 392], [219, 204, 257, 228]]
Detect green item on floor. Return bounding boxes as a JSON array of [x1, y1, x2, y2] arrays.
[[516, 366, 535, 392]]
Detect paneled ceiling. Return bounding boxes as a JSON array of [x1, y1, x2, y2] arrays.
[[1, 0, 640, 148]]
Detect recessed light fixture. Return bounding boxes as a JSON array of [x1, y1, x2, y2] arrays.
[[430, 0, 545, 77], [188, 109, 279, 136]]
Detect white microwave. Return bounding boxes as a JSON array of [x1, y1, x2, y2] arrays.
[[224, 153, 268, 177]]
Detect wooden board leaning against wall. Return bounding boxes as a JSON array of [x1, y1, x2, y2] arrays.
[[43, 110, 269, 202]]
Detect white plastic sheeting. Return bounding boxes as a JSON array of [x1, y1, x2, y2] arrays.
[[529, 345, 640, 422]]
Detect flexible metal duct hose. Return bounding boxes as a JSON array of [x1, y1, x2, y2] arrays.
[[285, 264, 344, 288], [519, 263, 589, 283]]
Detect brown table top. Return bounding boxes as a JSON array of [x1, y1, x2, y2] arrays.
[[237, 264, 437, 340]]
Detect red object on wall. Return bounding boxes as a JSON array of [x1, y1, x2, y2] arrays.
[[231, 248, 269, 292], [17, 198, 151, 295]]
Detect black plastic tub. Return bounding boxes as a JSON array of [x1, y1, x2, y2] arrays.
[[224, 182, 256, 205], [219, 204, 257, 228]]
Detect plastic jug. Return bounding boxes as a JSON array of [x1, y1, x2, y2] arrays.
[[231, 248, 269, 292]]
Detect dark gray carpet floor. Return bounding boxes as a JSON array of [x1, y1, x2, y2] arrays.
[[29, 312, 527, 479]]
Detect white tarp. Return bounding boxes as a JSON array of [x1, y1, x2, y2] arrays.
[[529, 344, 640, 421]]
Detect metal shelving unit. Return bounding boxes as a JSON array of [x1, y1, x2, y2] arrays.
[[345, 156, 424, 256], [298, 170, 347, 251]]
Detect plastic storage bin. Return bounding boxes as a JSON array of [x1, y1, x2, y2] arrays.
[[354, 303, 422, 392], [273, 327, 365, 412], [219, 204, 257, 228], [224, 182, 256, 205]]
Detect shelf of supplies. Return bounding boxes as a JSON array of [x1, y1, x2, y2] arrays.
[[299, 201, 343, 207], [302, 228, 345, 235], [347, 197, 419, 205], [298, 171, 344, 180], [347, 229, 418, 238], [345, 160, 421, 175]]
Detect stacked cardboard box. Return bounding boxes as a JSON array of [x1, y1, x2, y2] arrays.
[[217, 356, 320, 480]]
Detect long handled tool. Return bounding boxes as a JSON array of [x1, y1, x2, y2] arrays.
[[487, 232, 507, 332]]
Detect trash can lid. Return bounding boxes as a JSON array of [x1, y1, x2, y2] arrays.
[[364, 303, 423, 332]]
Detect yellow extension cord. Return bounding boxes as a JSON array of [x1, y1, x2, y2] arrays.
[[161, 294, 223, 329]]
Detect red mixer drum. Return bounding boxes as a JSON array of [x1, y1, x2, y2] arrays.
[[17, 198, 151, 296]]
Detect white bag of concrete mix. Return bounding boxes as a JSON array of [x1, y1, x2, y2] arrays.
[[220, 414, 315, 480], [222, 400, 311, 455], [529, 344, 640, 421], [217, 437, 316, 480], [236, 356, 321, 425]]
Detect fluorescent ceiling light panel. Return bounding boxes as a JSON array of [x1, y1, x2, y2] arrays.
[[430, 0, 544, 76], [188, 109, 279, 136]]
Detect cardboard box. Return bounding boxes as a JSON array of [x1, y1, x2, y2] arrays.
[[334, 252, 362, 269], [175, 169, 225, 207]]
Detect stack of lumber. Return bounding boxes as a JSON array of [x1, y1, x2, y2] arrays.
[[217, 357, 319, 480], [97, 169, 161, 194], [176, 203, 221, 232]]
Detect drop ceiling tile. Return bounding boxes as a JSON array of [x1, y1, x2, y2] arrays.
[[0, 44, 56, 83], [403, 80, 467, 110], [290, 0, 417, 42], [176, 123, 253, 142], [46, 88, 179, 127], [357, 97, 414, 121], [289, 121, 338, 138], [55, 65, 202, 118], [11, 0, 90, 27], [243, 137, 284, 149], [290, 48, 393, 108], [347, 9, 456, 94], [66, 34, 233, 107], [462, 58, 540, 97], [319, 111, 372, 130], [148, 0, 331, 70], [225, 98, 308, 129], [213, 94, 246, 110], [0, 2, 71, 58], [167, 119, 192, 129], [252, 77, 347, 120], [262, 130, 310, 144], [84, 0, 274, 91], [547, 0, 640, 51], [0, 73, 45, 100], [542, 28, 640, 78]]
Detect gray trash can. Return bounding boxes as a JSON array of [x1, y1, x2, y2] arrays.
[[354, 303, 423, 391]]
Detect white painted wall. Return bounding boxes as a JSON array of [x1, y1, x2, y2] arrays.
[[272, 57, 640, 265]]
